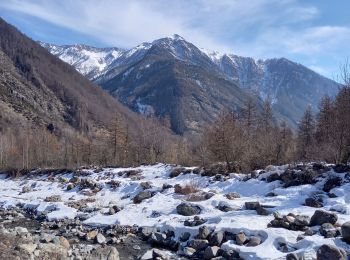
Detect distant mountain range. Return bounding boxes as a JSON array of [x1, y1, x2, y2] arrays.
[[41, 34, 339, 134]]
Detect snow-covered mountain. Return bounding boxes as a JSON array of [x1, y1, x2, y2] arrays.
[[42, 35, 339, 133], [39, 42, 124, 80]]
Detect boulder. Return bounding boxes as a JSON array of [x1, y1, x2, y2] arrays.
[[162, 184, 173, 190], [180, 232, 191, 242], [204, 246, 220, 260], [225, 192, 241, 200], [341, 221, 350, 243], [17, 243, 37, 254], [236, 232, 246, 245], [59, 236, 70, 249], [217, 201, 236, 212], [323, 177, 343, 192], [96, 233, 106, 244], [256, 206, 271, 216], [209, 231, 224, 246], [286, 253, 299, 260], [198, 226, 210, 239], [246, 236, 261, 247], [153, 249, 170, 260], [44, 195, 62, 202], [316, 244, 346, 260], [177, 203, 201, 216], [186, 192, 215, 202], [305, 197, 323, 208], [21, 186, 31, 193], [107, 247, 120, 260], [169, 167, 185, 178], [86, 230, 99, 240], [245, 202, 260, 210], [333, 164, 350, 173], [184, 216, 206, 226], [140, 181, 152, 190], [182, 247, 196, 257], [139, 226, 156, 239], [266, 192, 277, 197], [310, 210, 338, 226], [187, 239, 209, 251], [294, 215, 310, 226], [266, 172, 281, 182], [320, 223, 340, 238], [133, 191, 154, 204], [150, 232, 175, 249]]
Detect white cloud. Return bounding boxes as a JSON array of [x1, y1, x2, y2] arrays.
[[0, 0, 321, 49]]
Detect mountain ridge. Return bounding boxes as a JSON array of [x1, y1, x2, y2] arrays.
[[41, 34, 340, 133]]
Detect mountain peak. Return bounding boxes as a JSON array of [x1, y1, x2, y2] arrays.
[[170, 34, 185, 41]]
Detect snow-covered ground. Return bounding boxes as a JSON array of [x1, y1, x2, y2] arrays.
[[0, 164, 349, 259]]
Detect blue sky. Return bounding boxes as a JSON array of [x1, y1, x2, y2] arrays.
[[0, 0, 349, 78]]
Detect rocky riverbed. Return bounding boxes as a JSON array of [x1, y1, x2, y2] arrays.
[[0, 163, 350, 259]]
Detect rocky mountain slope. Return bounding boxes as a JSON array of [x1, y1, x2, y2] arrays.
[[42, 35, 340, 134], [0, 18, 155, 136]]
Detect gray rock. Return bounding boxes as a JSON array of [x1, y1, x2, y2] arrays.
[[297, 234, 305, 241], [169, 167, 185, 178], [245, 202, 260, 210], [17, 243, 37, 254], [21, 186, 31, 193], [286, 253, 299, 260], [59, 236, 70, 249], [44, 195, 62, 202], [246, 236, 261, 247], [182, 247, 196, 257], [133, 191, 153, 204], [225, 192, 240, 200], [323, 177, 343, 192], [140, 181, 152, 190], [204, 246, 220, 260], [187, 239, 209, 251], [256, 206, 270, 216], [186, 192, 215, 202], [310, 210, 338, 226], [217, 201, 236, 212], [184, 216, 206, 226], [341, 221, 350, 243], [304, 227, 315, 236], [140, 249, 153, 260], [266, 192, 277, 197], [236, 232, 246, 245], [316, 244, 346, 260], [139, 226, 156, 239], [152, 249, 170, 260], [40, 233, 55, 243], [151, 232, 167, 245], [180, 232, 191, 242], [294, 215, 310, 226], [319, 223, 339, 238], [96, 233, 106, 244], [14, 227, 28, 234], [107, 247, 120, 260], [177, 203, 201, 216], [305, 197, 323, 208], [198, 226, 210, 239], [209, 231, 224, 246]]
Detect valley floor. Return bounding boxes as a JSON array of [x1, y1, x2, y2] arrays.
[[0, 163, 350, 259]]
